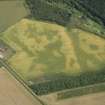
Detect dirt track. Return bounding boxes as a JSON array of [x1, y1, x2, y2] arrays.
[[55, 92, 105, 105], [41, 88, 105, 105], [0, 67, 42, 105]]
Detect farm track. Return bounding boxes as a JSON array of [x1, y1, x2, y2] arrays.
[[54, 91, 105, 105]]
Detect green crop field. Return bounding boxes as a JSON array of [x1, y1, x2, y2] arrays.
[[0, 18, 105, 95]]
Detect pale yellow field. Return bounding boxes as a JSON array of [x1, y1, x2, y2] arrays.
[[0, 68, 42, 105]]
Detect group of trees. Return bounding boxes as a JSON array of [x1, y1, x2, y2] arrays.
[[46, 0, 105, 25], [29, 69, 105, 95], [57, 81, 105, 99], [25, 0, 105, 26], [79, 0, 105, 21], [25, 0, 71, 26]]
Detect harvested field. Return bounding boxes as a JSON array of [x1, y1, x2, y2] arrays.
[[0, 67, 42, 105], [0, 0, 28, 32]]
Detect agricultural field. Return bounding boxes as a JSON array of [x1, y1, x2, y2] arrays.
[[0, 67, 42, 105], [0, 0, 105, 105], [0, 18, 105, 96], [0, 0, 28, 32]]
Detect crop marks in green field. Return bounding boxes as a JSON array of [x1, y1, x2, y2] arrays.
[[1, 19, 105, 95]]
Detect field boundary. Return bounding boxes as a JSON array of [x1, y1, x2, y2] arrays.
[[57, 82, 105, 100]]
